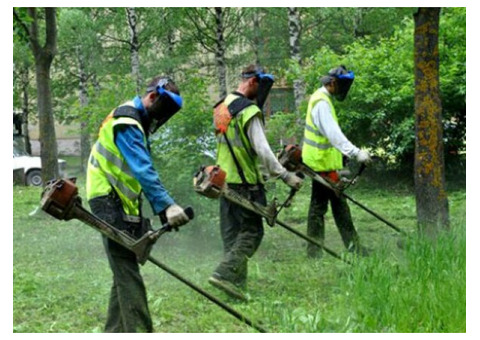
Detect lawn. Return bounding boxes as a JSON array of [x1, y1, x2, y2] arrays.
[[12, 161, 466, 333]]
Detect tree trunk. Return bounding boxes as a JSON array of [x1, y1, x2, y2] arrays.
[[91, 73, 101, 93], [77, 49, 91, 172], [126, 7, 142, 93], [35, 55, 59, 183], [287, 7, 305, 117], [253, 11, 263, 66], [214, 7, 227, 98], [20, 67, 32, 155], [413, 7, 449, 237], [28, 8, 59, 185]]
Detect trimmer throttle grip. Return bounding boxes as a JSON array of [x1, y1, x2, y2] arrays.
[[184, 206, 195, 220]]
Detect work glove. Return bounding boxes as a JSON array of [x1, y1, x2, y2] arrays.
[[164, 204, 190, 228], [281, 171, 304, 190], [356, 150, 372, 165]]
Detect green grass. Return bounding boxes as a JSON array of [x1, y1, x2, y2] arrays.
[[13, 168, 466, 333]]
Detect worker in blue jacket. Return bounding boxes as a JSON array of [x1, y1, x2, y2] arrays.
[[87, 76, 189, 332]]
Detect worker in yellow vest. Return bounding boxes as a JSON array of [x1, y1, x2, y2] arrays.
[[209, 65, 303, 300], [86, 76, 190, 332], [302, 66, 371, 258]]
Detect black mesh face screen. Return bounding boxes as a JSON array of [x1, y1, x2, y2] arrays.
[[147, 92, 181, 134], [256, 76, 274, 111], [334, 77, 354, 102]]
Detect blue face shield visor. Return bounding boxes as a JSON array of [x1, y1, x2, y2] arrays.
[[337, 71, 354, 80], [332, 69, 355, 101], [146, 78, 183, 134]]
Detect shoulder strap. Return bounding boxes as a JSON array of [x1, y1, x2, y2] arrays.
[[223, 134, 249, 185], [113, 105, 142, 123], [228, 97, 255, 117], [213, 97, 226, 109]]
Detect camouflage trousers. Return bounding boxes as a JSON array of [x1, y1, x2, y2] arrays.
[[89, 194, 153, 333], [307, 176, 360, 257], [212, 184, 266, 288]]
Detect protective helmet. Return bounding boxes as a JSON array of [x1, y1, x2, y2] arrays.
[[321, 65, 355, 101], [145, 77, 183, 134], [241, 66, 275, 111]]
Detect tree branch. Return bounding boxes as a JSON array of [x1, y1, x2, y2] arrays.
[[185, 8, 217, 45], [101, 33, 133, 47], [26, 8, 41, 55], [13, 9, 31, 42]]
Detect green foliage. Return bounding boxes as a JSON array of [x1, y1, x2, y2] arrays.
[[82, 74, 137, 134], [298, 9, 465, 170], [265, 112, 304, 149], [438, 7, 466, 164]]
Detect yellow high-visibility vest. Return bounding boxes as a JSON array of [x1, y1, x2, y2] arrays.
[[216, 94, 263, 184], [302, 89, 343, 171], [86, 102, 146, 216]]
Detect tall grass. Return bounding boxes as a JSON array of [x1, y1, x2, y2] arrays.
[[335, 229, 466, 332]]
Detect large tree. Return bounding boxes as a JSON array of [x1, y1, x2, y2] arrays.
[[126, 7, 142, 93], [183, 7, 243, 99], [14, 7, 59, 184], [413, 7, 449, 236], [98, 8, 152, 93]]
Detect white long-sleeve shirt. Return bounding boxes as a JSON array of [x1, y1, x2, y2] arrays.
[[245, 115, 288, 180], [311, 87, 359, 158]]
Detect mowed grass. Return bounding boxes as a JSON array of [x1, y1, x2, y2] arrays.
[[13, 172, 466, 333]]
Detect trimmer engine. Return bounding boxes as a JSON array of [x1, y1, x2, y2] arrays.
[[193, 165, 227, 199]]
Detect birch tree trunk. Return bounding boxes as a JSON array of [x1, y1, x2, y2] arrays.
[[215, 7, 227, 98], [126, 7, 142, 93], [413, 7, 449, 237], [288, 7, 305, 116], [253, 11, 263, 66]]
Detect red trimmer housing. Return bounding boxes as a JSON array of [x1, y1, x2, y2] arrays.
[[277, 144, 303, 171], [40, 178, 79, 221], [193, 165, 227, 199]]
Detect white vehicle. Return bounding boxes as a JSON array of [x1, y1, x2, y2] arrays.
[[13, 147, 67, 186]]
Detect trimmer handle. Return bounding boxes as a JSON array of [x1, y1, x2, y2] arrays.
[[358, 163, 367, 176], [161, 206, 195, 232], [184, 206, 195, 220]]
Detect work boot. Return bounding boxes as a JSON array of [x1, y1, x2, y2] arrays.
[[307, 244, 323, 259], [208, 274, 248, 302], [396, 237, 406, 249]]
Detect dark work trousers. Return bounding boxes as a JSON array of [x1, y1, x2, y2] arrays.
[[89, 194, 153, 333], [307, 176, 360, 258], [212, 184, 266, 288]]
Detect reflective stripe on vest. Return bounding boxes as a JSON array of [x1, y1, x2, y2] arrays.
[[215, 94, 263, 185], [89, 152, 138, 201], [216, 129, 244, 148], [86, 103, 146, 216], [302, 89, 343, 172]]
